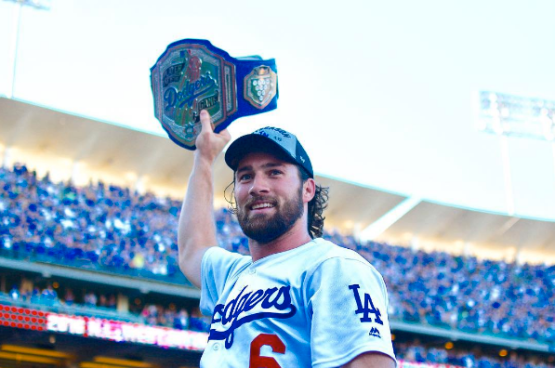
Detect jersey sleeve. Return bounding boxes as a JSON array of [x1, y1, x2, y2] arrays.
[[199, 246, 250, 316], [306, 257, 396, 368]]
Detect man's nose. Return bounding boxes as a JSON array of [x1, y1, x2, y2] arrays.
[[249, 175, 270, 196]]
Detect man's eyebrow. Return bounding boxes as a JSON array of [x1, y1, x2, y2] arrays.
[[261, 162, 285, 169], [236, 165, 252, 174], [236, 162, 285, 174]]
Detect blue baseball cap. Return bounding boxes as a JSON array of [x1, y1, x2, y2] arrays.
[[225, 127, 313, 178]]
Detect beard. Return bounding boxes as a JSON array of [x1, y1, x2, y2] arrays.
[[236, 188, 304, 244]]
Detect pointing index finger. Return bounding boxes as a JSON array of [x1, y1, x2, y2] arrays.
[[199, 110, 214, 132]]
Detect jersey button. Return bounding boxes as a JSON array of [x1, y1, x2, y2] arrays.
[[213, 343, 221, 351], [248, 268, 256, 275]]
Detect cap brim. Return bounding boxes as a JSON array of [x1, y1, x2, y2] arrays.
[[225, 134, 296, 171]]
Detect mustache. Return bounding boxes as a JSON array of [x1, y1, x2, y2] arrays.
[[244, 196, 278, 209]]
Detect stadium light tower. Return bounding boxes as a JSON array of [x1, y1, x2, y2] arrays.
[[476, 91, 555, 216], [4, 0, 51, 99], [477, 91, 555, 141]]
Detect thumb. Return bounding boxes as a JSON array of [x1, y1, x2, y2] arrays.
[[219, 128, 232, 141], [199, 110, 213, 132]]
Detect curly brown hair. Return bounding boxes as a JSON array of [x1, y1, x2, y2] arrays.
[[299, 168, 329, 238], [225, 167, 329, 239]]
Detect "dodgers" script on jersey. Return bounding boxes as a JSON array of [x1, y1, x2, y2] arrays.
[[208, 285, 297, 348]]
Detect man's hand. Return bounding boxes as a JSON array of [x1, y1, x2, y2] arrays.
[[195, 110, 231, 164]]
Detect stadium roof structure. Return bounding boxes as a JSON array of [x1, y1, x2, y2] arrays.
[[1, 97, 554, 264]]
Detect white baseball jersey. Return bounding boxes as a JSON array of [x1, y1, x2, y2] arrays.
[[199, 238, 396, 368]]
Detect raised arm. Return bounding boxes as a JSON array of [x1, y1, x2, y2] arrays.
[[342, 352, 396, 368], [178, 110, 231, 288]]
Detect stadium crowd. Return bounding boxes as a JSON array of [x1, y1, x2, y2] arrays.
[[360, 242, 555, 345], [3, 285, 554, 368], [138, 303, 209, 332], [1, 163, 554, 348], [3, 282, 553, 367], [4, 281, 210, 331], [395, 342, 554, 368], [4, 282, 554, 368]]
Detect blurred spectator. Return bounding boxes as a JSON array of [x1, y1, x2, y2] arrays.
[[107, 294, 117, 309], [41, 284, 57, 299], [39, 284, 58, 306], [189, 307, 210, 332], [9, 285, 19, 300], [30, 287, 41, 302], [84, 291, 97, 307], [174, 308, 189, 330], [99, 294, 107, 307], [64, 288, 75, 305]]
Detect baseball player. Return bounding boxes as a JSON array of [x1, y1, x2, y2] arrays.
[[178, 110, 396, 367]]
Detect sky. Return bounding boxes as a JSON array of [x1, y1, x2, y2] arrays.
[[1, 0, 554, 221]]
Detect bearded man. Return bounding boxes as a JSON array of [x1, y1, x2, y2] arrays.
[[178, 110, 396, 368]]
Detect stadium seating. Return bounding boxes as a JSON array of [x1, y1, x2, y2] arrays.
[[3, 283, 211, 332], [1, 163, 554, 347], [395, 341, 554, 368], [0, 288, 142, 323]]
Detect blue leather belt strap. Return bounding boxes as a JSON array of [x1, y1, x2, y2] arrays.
[[150, 39, 278, 150]]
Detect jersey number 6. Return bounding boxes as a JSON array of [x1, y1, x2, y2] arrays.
[[249, 334, 285, 368]]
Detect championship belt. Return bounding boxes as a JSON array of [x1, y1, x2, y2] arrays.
[[150, 39, 278, 150]]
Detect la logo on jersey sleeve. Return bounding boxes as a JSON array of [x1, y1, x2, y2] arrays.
[[348, 284, 384, 338]]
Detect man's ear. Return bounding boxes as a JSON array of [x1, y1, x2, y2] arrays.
[[303, 178, 316, 203]]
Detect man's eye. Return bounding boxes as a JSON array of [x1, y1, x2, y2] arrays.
[[239, 174, 252, 181], [270, 170, 282, 176]]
